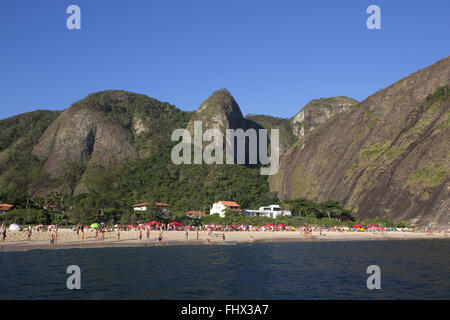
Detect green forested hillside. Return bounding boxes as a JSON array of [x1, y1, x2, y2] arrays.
[[0, 110, 61, 202]]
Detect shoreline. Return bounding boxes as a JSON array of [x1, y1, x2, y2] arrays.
[[0, 230, 448, 252]]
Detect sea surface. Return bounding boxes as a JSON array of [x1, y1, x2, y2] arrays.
[[0, 240, 449, 299]]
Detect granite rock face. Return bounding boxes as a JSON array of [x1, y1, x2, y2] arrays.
[[186, 89, 248, 135], [30, 90, 189, 194], [291, 97, 359, 138], [270, 57, 450, 227]]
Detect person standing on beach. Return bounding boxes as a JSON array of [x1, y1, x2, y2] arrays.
[[1, 224, 6, 242], [27, 227, 32, 241], [196, 230, 199, 240], [222, 232, 225, 242], [50, 233, 55, 248], [146, 228, 150, 240], [158, 232, 163, 245], [117, 229, 120, 240], [185, 230, 189, 240], [139, 229, 143, 241]]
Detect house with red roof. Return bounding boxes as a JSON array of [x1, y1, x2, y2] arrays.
[[0, 204, 13, 215], [132, 202, 170, 212], [210, 201, 242, 218]]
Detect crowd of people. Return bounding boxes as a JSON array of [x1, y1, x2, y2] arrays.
[[0, 222, 448, 248]]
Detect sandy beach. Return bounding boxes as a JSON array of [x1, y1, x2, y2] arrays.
[[0, 229, 448, 252]]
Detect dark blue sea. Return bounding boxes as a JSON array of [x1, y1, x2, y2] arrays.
[[0, 240, 449, 299]]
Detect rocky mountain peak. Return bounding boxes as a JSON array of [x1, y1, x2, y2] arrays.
[[291, 96, 359, 138], [187, 89, 247, 134]]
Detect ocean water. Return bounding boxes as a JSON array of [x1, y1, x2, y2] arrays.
[[0, 240, 448, 299]]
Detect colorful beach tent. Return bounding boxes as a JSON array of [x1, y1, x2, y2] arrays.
[[146, 221, 161, 226], [90, 223, 100, 228]]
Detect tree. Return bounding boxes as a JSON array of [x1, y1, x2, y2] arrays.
[[318, 200, 344, 219], [283, 198, 320, 217], [84, 166, 120, 214]]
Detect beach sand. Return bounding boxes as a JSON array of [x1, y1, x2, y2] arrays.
[[0, 229, 448, 252]]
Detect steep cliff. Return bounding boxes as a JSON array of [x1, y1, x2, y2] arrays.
[[186, 89, 248, 134], [30, 90, 190, 194], [270, 57, 450, 227], [291, 97, 359, 138]]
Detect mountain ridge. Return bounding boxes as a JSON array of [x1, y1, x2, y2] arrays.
[[269, 56, 450, 227]]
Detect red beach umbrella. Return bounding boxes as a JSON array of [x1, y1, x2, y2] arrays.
[[169, 221, 182, 226]]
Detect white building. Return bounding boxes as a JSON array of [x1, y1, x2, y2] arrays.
[[132, 202, 170, 212], [210, 201, 242, 218], [243, 205, 291, 219]]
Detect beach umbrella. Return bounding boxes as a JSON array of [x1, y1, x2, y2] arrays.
[[83, 225, 89, 229], [9, 224, 20, 231], [90, 223, 100, 228], [146, 221, 161, 226], [169, 221, 182, 226]]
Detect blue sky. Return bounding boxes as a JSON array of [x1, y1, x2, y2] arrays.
[[0, 0, 449, 120]]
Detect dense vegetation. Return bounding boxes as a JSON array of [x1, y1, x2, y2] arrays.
[[0, 110, 61, 203]]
